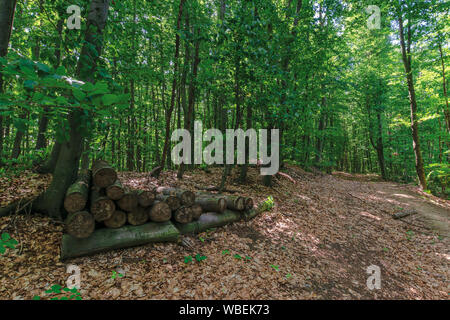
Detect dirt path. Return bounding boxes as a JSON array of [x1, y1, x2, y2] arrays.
[[0, 167, 448, 300], [368, 182, 449, 237]]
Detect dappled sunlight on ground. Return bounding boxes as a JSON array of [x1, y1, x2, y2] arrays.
[[0, 165, 448, 300]]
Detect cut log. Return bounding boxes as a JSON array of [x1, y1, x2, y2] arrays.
[[226, 196, 245, 211], [190, 203, 203, 220], [64, 169, 91, 213], [90, 188, 115, 222], [149, 201, 172, 222], [137, 189, 156, 207], [65, 211, 95, 239], [127, 206, 149, 226], [106, 179, 125, 201], [60, 221, 180, 260], [244, 197, 254, 211], [117, 189, 138, 212], [174, 210, 243, 234], [158, 187, 195, 206], [103, 210, 127, 229], [156, 194, 181, 211], [195, 195, 226, 213], [173, 206, 193, 224], [92, 160, 117, 188]]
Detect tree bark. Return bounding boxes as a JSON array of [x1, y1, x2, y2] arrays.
[[398, 12, 427, 189], [160, 0, 186, 174]]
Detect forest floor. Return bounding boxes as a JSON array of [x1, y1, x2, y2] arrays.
[[0, 165, 448, 300]]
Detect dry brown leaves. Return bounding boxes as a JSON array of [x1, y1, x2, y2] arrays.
[[0, 165, 448, 300]]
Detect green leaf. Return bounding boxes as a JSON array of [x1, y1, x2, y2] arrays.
[[270, 265, 279, 271], [32, 296, 41, 300], [1, 233, 10, 241], [36, 62, 51, 73], [72, 88, 86, 101], [101, 94, 118, 106], [55, 66, 66, 75]]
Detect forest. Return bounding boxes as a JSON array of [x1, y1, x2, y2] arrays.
[[0, 0, 448, 301]]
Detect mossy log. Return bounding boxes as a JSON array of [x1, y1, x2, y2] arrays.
[[65, 211, 95, 239], [63, 169, 91, 214], [195, 195, 226, 213], [92, 160, 117, 188], [158, 187, 195, 206], [117, 189, 138, 212], [149, 201, 172, 222], [106, 179, 125, 201], [173, 206, 193, 224], [226, 196, 245, 211], [190, 203, 203, 220], [103, 210, 127, 229], [137, 190, 156, 207], [90, 188, 115, 222], [60, 221, 180, 260], [174, 210, 244, 234], [127, 206, 149, 226], [156, 194, 181, 211]]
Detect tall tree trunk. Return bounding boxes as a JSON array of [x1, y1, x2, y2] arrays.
[[178, 28, 200, 179], [438, 42, 450, 135], [398, 13, 427, 190], [34, 0, 110, 220], [159, 0, 186, 175], [11, 111, 26, 159], [0, 0, 17, 163]]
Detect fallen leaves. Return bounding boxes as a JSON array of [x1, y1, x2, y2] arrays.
[[0, 166, 448, 300]]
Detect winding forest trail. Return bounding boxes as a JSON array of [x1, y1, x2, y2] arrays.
[[370, 182, 449, 237], [0, 166, 448, 300], [333, 172, 450, 238]]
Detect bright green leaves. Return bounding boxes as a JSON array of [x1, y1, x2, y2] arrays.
[[184, 253, 207, 264], [0, 233, 19, 255], [195, 254, 207, 262], [38, 285, 82, 300]]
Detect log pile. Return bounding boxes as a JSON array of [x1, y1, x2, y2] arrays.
[[64, 160, 157, 239], [63, 160, 255, 246]]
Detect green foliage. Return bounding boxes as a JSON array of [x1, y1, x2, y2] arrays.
[[260, 196, 275, 212], [34, 285, 82, 300], [111, 270, 124, 279], [0, 233, 18, 255], [184, 254, 207, 264], [195, 254, 207, 262]]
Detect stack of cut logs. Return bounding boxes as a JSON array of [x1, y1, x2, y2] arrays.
[[64, 160, 254, 239]]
